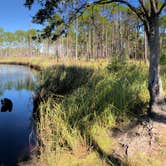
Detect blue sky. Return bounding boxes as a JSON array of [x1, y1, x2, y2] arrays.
[[0, 0, 163, 33], [0, 0, 145, 33], [0, 0, 42, 32]]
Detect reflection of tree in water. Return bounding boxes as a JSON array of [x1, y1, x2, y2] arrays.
[[0, 64, 37, 91], [0, 76, 37, 92]]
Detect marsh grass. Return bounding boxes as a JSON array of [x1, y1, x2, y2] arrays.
[[30, 60, 155, 166], [0, 56, 109, 70]]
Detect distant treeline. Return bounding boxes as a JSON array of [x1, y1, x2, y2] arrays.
[[1, 4, 166, 60]]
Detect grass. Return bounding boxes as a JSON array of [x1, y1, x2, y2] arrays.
[[2, 56, 164, 165], [30, 60, 157, 166], [0, 56, 109, 69], [35, 98, 107, 166]]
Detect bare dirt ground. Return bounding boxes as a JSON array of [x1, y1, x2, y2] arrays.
[[109, 104, 166, 165]]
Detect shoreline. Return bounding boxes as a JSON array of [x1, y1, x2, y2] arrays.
[[0, 61, 42, 71]]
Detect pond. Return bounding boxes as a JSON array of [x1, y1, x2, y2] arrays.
[[0, 65, 37, 166]]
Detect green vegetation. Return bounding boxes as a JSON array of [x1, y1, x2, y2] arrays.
[[29, 60, 164, 166]]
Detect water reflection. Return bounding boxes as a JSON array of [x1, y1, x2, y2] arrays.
[[0, 65, 37, 166], [0, 65, 36, 94], [1, 98, 13, 112]]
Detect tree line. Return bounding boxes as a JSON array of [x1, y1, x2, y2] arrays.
[[0, 28, 39, 56], [0, 4, 166, 62]]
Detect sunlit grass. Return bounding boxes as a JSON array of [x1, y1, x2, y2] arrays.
[[128, 153, 166, 166], [34, 98, 107, 166], [0, 56, 109, 69]]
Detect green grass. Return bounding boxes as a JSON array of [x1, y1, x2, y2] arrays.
[[30, 60, 156, 166]]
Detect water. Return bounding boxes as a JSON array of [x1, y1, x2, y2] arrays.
[[0, 65, 37, 166]]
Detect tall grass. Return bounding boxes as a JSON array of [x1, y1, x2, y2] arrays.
[[30, 61, 152, 166]]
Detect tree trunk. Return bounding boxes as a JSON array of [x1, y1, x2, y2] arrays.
[[144, 30, 148, 62], [75, 17, 78, 60], [66, 34, 69, 58], [147, 16, 164, 113]]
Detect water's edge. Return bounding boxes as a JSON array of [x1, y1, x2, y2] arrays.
[[0, 62, 41, 71]]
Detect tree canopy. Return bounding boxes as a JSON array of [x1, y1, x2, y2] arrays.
[[24, 0, 166, 39]]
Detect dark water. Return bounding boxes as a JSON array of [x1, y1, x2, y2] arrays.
[[0, 65, 37, 166]]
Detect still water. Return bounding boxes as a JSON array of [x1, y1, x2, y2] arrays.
[[0, 65, 37, 166]]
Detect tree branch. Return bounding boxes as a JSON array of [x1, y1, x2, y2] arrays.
[[157, 1, 166, 15], [90, 0, 151, 38], [149, 0, 156, 14], [91, 0, 146, 25], [138, 0, 149, 19], [152, 0, 158, 12]]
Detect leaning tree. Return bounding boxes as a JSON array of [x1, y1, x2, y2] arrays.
[[25, 0, 166, 114]]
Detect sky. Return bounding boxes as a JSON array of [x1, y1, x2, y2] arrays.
[[0, 0, 159, 33], [0, 0, 137, 33], [0, 0, 42, 32]]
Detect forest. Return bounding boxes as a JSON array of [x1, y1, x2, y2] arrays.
[[1, 4, 166, 61], [0, 0, 166, 166]]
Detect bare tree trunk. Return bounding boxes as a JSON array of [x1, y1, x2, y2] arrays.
[[28, 36, 31, 56], [66, 34, 69, 58], [91, 28, 94, 59], [148, 16, 164, 113], [93, 28, 96, 59], [144, 29, 148, 62], [86, 29, 91, 61], [75, 17, 78, 60], [143, 0, 148, 63], [46, 39, 50, 56], [111, 23, 115, 57], [134, 30, 137, 60], [105, 28, 108, 58], [86, 32, 89, 60], [61, 37, 64, 61], [89, 29, 91, 60]]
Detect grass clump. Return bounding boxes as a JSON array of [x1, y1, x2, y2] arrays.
[[36, 98, 107, 166]]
